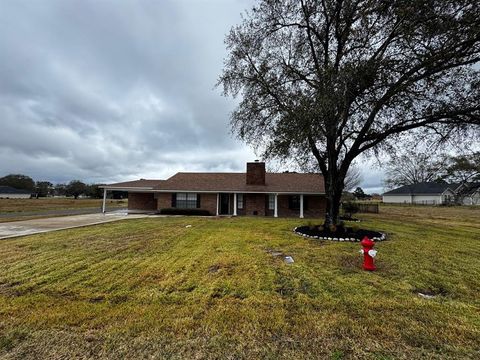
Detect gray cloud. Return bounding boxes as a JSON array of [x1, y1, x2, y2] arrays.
[[0, 0, 384, 191], [0, 0, 257, 184]]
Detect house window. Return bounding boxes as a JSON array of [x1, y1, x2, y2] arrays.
[[237, 194, 244, 209], [268, 194, 275, 210], [176, 193, 198, 208], [289, 195, 300, 210]]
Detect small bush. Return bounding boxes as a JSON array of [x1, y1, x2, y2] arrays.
[[342, 201, 359, 218], [159, 208, 211, 216]]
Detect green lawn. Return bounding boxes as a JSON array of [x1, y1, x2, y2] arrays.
[[0, 206, 479, 359], [0, 198, 128, 223], [0, 198, 127, 213]]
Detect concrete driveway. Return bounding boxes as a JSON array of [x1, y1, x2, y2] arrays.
[[0, 211, 149, 239], [0, 207, 127, 219]]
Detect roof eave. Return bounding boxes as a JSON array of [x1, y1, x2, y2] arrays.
[[102, 188, 325, 194], [100, 186, 155, 191], [152, 190, 325, 194], [383, 193, 444, 196]]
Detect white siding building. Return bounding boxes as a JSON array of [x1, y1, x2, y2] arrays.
[[382, 183, 455, 205], [0, 186, 32, 199], [458, 183, 480, 206]]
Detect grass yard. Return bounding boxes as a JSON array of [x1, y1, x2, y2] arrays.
[[0, 198, 128, 223], [0, 198, 127, 214], [0, 206, 479, 359]]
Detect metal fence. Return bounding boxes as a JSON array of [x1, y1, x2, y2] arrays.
[[412, 200, 437, 205], [356, 203, 379, 213]]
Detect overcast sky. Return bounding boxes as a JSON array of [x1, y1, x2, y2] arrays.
[[0, 0, 384, 193]]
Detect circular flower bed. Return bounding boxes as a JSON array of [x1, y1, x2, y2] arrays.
[[339, 216, 361, 223], [293, 225, 386, 242]]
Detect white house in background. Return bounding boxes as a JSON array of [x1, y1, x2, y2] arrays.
[[0, 186, 32, 199], [457, 183, 480, 205], [382, 182, 456, 205]]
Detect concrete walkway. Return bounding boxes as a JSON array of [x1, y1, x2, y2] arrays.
[[0, 211, 149, 240]]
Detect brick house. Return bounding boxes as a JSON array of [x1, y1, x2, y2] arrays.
[[101, 161, 326, 218]]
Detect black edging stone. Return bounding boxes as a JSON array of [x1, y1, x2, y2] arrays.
[[293, 226, 386, 242]]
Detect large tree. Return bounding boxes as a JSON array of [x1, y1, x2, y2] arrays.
[[443, 152, 480, 183], [35, 181, 54, 198], [85, 184, 105, 199], [65, 180, 87, 199], [384, 150, 446, 189], [54, 183, 67, 197], [344, 163, 362, 191], [219, 0, 480, 224], [0, 174, 35, 191]]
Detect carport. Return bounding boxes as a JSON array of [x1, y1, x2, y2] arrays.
[[100, 180, 164, 213]]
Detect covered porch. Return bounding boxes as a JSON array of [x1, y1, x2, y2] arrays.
[[215, 192, 324, 218]]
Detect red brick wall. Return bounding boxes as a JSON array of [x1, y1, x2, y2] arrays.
[[242, 194, 325, 218], [128, 193, 157, 211], [277, 195, 326, 218], [132, 191, 326, 218], [156, 192, 217, 215], [244, 193, 266, 216], [277, 195, 296, 217], [198, 193, 218, 214], [267, 195, 326, 218], [235, 194, 246, 215], [304, 195, 326, 218], [156, 193, 172, 209], [246, 162, 265, 185]]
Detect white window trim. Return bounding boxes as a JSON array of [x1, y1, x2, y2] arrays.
[[176, 192, 198, 208]]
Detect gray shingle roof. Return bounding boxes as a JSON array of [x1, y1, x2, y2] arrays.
[[383, 182, 452, 195], [459, 182, 480, 196], [101, 180, 165, 189], [154, 172, 324, 193], [103, 172, 325, 193]]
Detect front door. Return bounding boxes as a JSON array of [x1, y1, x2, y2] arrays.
[[220, 193, 230, 215]]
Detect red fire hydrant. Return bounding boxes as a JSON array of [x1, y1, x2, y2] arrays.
[[360, 236, 377, 271]]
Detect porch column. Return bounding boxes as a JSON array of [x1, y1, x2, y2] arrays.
[[274, 193, 278, 218], [102, 188, 107, 214], [233, 193, 237, 216], [300, 194, 304, 218], [216, 193, 219, 216]]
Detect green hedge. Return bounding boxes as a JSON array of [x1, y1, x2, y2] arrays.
[[159, 208, 211, 216]]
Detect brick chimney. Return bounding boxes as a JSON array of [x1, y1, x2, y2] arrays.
[[246, 160, 265, 185]]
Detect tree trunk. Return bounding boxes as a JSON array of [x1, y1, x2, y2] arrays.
[[324, 179, 343, 227], [322, 157, 347, 227], [322, 135, 346, 226], [310, 131, 349, 226]]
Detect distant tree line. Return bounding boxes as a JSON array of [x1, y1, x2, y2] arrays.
[[384, 151, 480, 189], [0, 175, 126, 199]]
